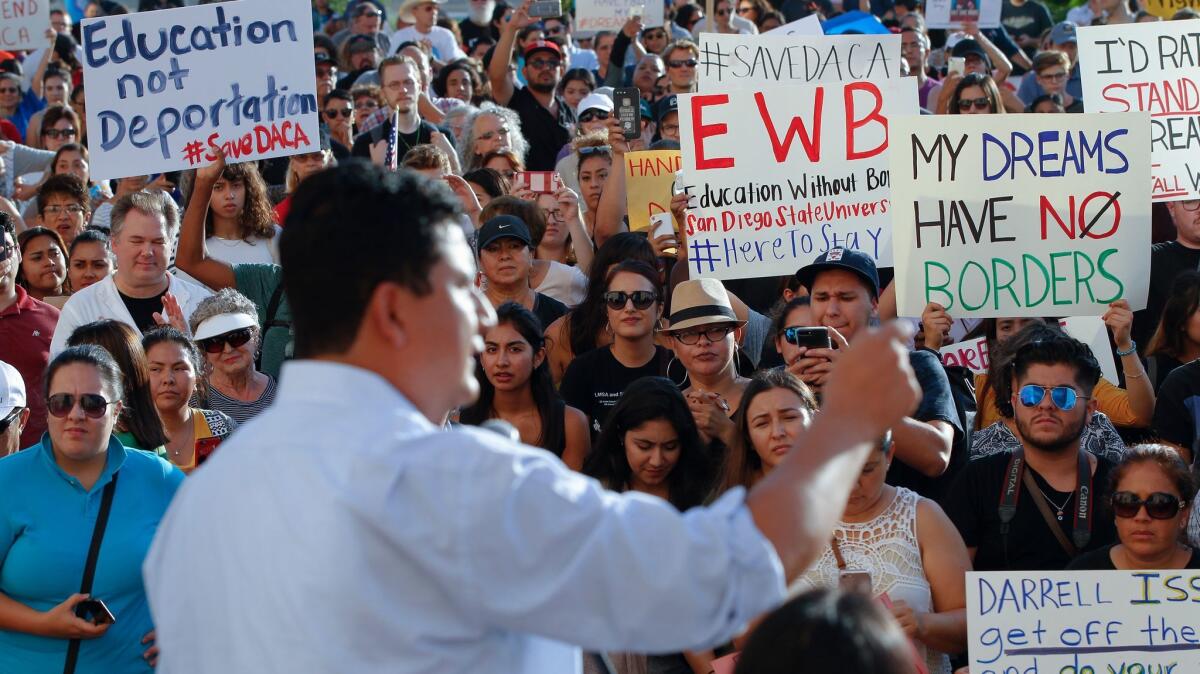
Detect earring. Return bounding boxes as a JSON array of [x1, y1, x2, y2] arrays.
[[605, 321, 614, 336], [666, 354, 690, 388]]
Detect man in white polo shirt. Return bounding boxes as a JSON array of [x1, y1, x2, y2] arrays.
[[391, 0, 468, 68]]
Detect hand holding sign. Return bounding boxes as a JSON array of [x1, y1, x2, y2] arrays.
[[1101, 299, 1135, 352], [921, 302, 954, 350]]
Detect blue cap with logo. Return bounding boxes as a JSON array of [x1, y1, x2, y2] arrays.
[[476, 215, 532, 256], [794, 247, 881, 298]]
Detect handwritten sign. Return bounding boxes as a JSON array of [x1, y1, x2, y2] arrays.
[[968, 570, 1200, 674], [1, 0, 49, 51], [1078, 22, 1200, 202], [924, 0, 1002, 29], [1143, 0, 1199, 18], [939, 316, 1119, 382], [890, 113, 1152, 319], [81, 0, 319, 181], [765, 15, 823, 36], [625, 150, 681, 232], [575, 0, 664, 32], [696, 32, 902, 92], [678, 77, 918, 279]]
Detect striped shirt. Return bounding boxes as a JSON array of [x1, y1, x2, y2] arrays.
[[206, 376, 278, 425]]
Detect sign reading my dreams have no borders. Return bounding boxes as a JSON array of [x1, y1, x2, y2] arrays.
[[890, 113, 1151, 319], [81, 0, 320, 180]]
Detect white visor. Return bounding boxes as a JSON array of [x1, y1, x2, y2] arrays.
[[193, 312, 258, 342]]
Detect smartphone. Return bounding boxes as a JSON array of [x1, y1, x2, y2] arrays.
[[838, 569, 873, 594], [948, 56, 966, 77], [528, 0, 562, 18], [513, 171, 562, 194], [629, 4, 645, 18], [783, 326, 832, 349], [195, 436, 222, 467], [614, 87, 641, 140], [75, 598, 116, 626], [650, 212, 674, 240]]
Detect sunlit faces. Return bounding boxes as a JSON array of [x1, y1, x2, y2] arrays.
[[472, 113, 512, 157], [561, 79, 592, 112], [665, 47, 697, 89], [46, 362, 120, 461], [353, 94, 380, 126], [604, 270, 660, 339], [956, 85, 992, 114], [1112, 462, 1191, 562], [774, 303, 816, 368], [900, 30, 926, 73], [209, 175, 246, 223], [446, 68, 474, 102], [577, 154, 611, 212], [68, 240, 112, 291], [43, 74, 70, 105], [995, 317, 1039, 344], [577, 107, 611, 135], [54, 149, 89, 184], [1011, 362, 1094, 454], [658, 111, 679, 142], [536, 193, 567, 247], [624, 418, 681, 489], [671, 322, 737, 378], [112, 209, 172, 286], [483, 154, 519, 181], [467, 179, 494, 209], [39, 193, 87, 246], [292, 151, 331, 184], [380, 62, 419, 112], [479, 237, 532, 286], [481, 321, 543, 392], [146, 340, 198, 415], [809, 269, 876, 342], [203, 324, 259, 381], [746, 387, 813, 472], [845, 444, 893, 517], [20, 234, 65, 296]]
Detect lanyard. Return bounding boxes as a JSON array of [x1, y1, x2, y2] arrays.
[[998, 447, 1093, 551]]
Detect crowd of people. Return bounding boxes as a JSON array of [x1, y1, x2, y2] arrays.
[[1, 0, 1199, 672]]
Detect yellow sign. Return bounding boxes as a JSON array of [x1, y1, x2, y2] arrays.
[[1144, 0, 1198, 18], [624, 150, 682, 231]]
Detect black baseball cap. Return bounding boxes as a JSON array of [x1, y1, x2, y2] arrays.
[[951, 38, 992, 70], [476, 215, 532, 254], [794, 247, 880, 298], [655, 94, 678, 123]]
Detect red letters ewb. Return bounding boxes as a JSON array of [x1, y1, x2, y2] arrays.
[[691, 95, 734, 170], [844, 81, 887, 161], [755, 89, 822, 163]]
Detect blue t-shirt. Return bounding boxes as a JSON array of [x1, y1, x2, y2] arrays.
[[0, 435, 184, 673]]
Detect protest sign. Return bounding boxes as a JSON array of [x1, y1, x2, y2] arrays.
[[1078, 22, 1200, 202], [1143, 0, 1199, 18], [80, 0, 320, 180], [625, 150, 682, 231], [678, 77, 918, 279], [939, 316, 1119, 382], [765, 14, 822, 36], [890, 113, 1152, 319], [575, 0, 664, 32], [1, 0, 49, 51], [924, 0, 1002, 29], [968, 570, 1200, 674], [696, 32, 902, 92]]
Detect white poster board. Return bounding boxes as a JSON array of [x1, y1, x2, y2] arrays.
[[1, 0, 50, 51], [925, 0, 1002, 29], [575, 0, 664, 32], [765, 15, 823, 36], [81, 0, 320, 180], [696, 32, 902, 92], [890, 113, 1152, 318], [678, 77, 918, 279], [939, 316, 1119, 383], [1078, 22, 1200, 203], [968, 570, 1200, 674]]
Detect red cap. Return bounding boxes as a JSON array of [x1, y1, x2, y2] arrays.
[[523, 40, 562, 59]]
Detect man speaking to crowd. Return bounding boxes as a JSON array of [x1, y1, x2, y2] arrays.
[[143, 161, 922, 673]]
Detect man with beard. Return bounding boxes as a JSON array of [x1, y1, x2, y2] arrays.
[[352, 56, 457, 172], [461, 0, 501, 45], [944, 330, 1117, 571], [488, 0, 575, 170]]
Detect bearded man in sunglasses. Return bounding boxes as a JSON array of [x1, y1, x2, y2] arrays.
[[945, 330, 1118, 571]]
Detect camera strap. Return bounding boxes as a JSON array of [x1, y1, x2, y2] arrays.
[[63, 472, 119, 674], [998, 449, 1091, 559]]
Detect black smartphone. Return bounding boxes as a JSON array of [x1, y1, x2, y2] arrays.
[[783, 326, 832, 350], [528, 0, 562, 18], [75, 598, 116, 626], [614, 87, 641, 140]]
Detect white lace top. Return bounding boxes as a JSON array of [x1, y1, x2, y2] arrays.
[[790, 487, 951, 674]]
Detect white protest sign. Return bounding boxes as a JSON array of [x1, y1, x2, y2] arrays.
[[939, 316, 1119, 382], [575, 0, 664, 32], [765, 15, 823, 36], [940, 335, 991, 373], [1078, 22, 1200, 203], [890, 113, 1152, 319], [678, 77, 918, 279], [968, 570, 1200, 674], [0, 0, 49, 50], [924, 0, 1002, 29], [696, 32, 902, 92], [81, 0, 320, 181]]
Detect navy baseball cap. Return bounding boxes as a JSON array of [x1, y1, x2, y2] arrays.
[[476, 215, 532, 255], [655, 94, 678, 123], [795, 247, 880, 298]]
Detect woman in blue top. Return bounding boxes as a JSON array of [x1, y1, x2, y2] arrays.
[[0, 345, 184, 673]]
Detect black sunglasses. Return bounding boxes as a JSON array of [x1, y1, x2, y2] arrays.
[[0, 407, 22, 434], [1112, 491, 1186, 520], [43, 127, 77, 139], [324, 108, 353, 118], [668, 58, 698, 69], [198, 328, 254, 354], [604, 290, 658, 310], [47, 393, 113, 419], [579, 110, 610, 123], [957, 96, 991, 111]]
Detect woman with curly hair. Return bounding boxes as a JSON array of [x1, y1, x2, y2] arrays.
[[456, 103, 529, 172], [200, 160, 280, 266], [432, 58, 485, 106], [188, 288, 277, 424]]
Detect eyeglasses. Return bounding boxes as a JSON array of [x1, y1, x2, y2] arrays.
[[604, 290, 658, 310], [578, 144, 612, 156], [324, 108, 353, 118], [478, 126, 511, 141], [1038, 70, 1068, 81], [545, 24, 566, 35], [1112, 491, 1186, 520], [197, 327, 254, 354], [1179, 199, 1200, 212], [668, 58, 698, 69], [672, 325, 734, 345], [316, 66, 338, 77], [0, 407, 22, 435], [737, 5, 754, 12], [957, 96, 991, 111], [43, 128, 77, 139], [43, 204, 85, 216], [1018, 384, 1089, 411], [47, 393, 114, 419], [643, 30, 666, 39], [354, 100, 378, 109], [717, 7, 730, 15], [528, 58, 562, 70], [579, 110, 610, 123], [0, 87, 17, 95]]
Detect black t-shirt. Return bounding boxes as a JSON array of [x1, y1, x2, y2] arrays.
[[1153, 360, 1200, 451], [560, 345, 667, 436], [1001, 0, 1053, 41], [1068, 544, 1200, 570], [505, 86, 574, 171], [887, 350, 964, 500], [350, 118, 438, 160], [119, 289, 167, 334], [944, 451, 1117, 571], [532, 293, 567, 332], [1133, 241, 1200, 350]]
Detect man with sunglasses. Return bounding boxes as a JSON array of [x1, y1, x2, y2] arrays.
[[332, 0, 392, 55], [542, 14, 599, 72], [489, 0, 576, 170], [1132, 197, 1200, 354], [662, 40, 699, 95], [945, 333, 1118, 571], [0, 212, 58, 450], [0, 360, 29, 457]]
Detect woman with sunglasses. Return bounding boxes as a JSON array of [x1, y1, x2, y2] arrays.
[[349, 84, 384, 130], [275, 138, 335, 227], [456, 105, 530, 173], [946, 72, 1005, 115], [321, 89, 355, 151], [0, 345, 182, 672], [188, 289, 276, 425], [560, 260, 667, 436], [1069, 444, 1199, 570], [736, 0, 772, 29], [15, 227, 66, 302]]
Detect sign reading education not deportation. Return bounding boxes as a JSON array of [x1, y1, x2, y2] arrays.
[[678, 77, 918, 279], [81, 0, 319, 180], [890, 113, 1151, 319], [968, 570, 1200, 674], [1078, 22, 1200, 202], [696, 32, 902, 92], [0, 0, 49, 51]]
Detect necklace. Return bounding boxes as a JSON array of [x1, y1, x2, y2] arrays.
[[1037, 484, 1073, 520]]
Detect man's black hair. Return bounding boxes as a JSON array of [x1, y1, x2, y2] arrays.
[[280, 160, 462, 358], [1011, 324, 1102, 394]]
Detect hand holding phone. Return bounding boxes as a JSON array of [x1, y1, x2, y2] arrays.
[[528, 0, 563, 18], [75, 598, 117, 626], [948, 56, 965, 77], [614, 87, 641, 140]]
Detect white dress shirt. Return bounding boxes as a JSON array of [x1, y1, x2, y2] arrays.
[[144, 361, 785, 674]]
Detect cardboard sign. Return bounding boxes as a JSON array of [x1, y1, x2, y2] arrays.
[[968, 570, 1200, 674], [625, 150, 681, 231], [575, 0, 664, 32], [1, 0, 49, 51], [939, 316, 1119, 383], [81, 0, 320, 180], [890, 113, 1152, 319], [696, 32, 902, 92], [765, 15, 823, 36], [1143, 0, 1200, 18], [678, 77, 918, 279], [924, 0, 1002, 29], [1078, 22, 1200, 202]]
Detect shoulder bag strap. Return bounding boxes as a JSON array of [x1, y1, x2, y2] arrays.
[[63, 473, 119, 674], [1020, 468, 1077, 558]]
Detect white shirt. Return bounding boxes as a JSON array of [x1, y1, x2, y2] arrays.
[[390, 25, 467, 63], [205, 225, 282, 266], [535, 260, 587, 307], [144, 361, 785, 674]]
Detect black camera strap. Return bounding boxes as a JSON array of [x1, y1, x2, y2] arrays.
[[64, 472, 119, 674], [998, 449, 1092, 558]]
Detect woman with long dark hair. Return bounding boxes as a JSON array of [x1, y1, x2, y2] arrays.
[[15, 227, 66, 301], [1146, 271, 1200, 391], [947, 72, 1004, 115], [460, 303, 589, 469], [199, 160, 279, 266]]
